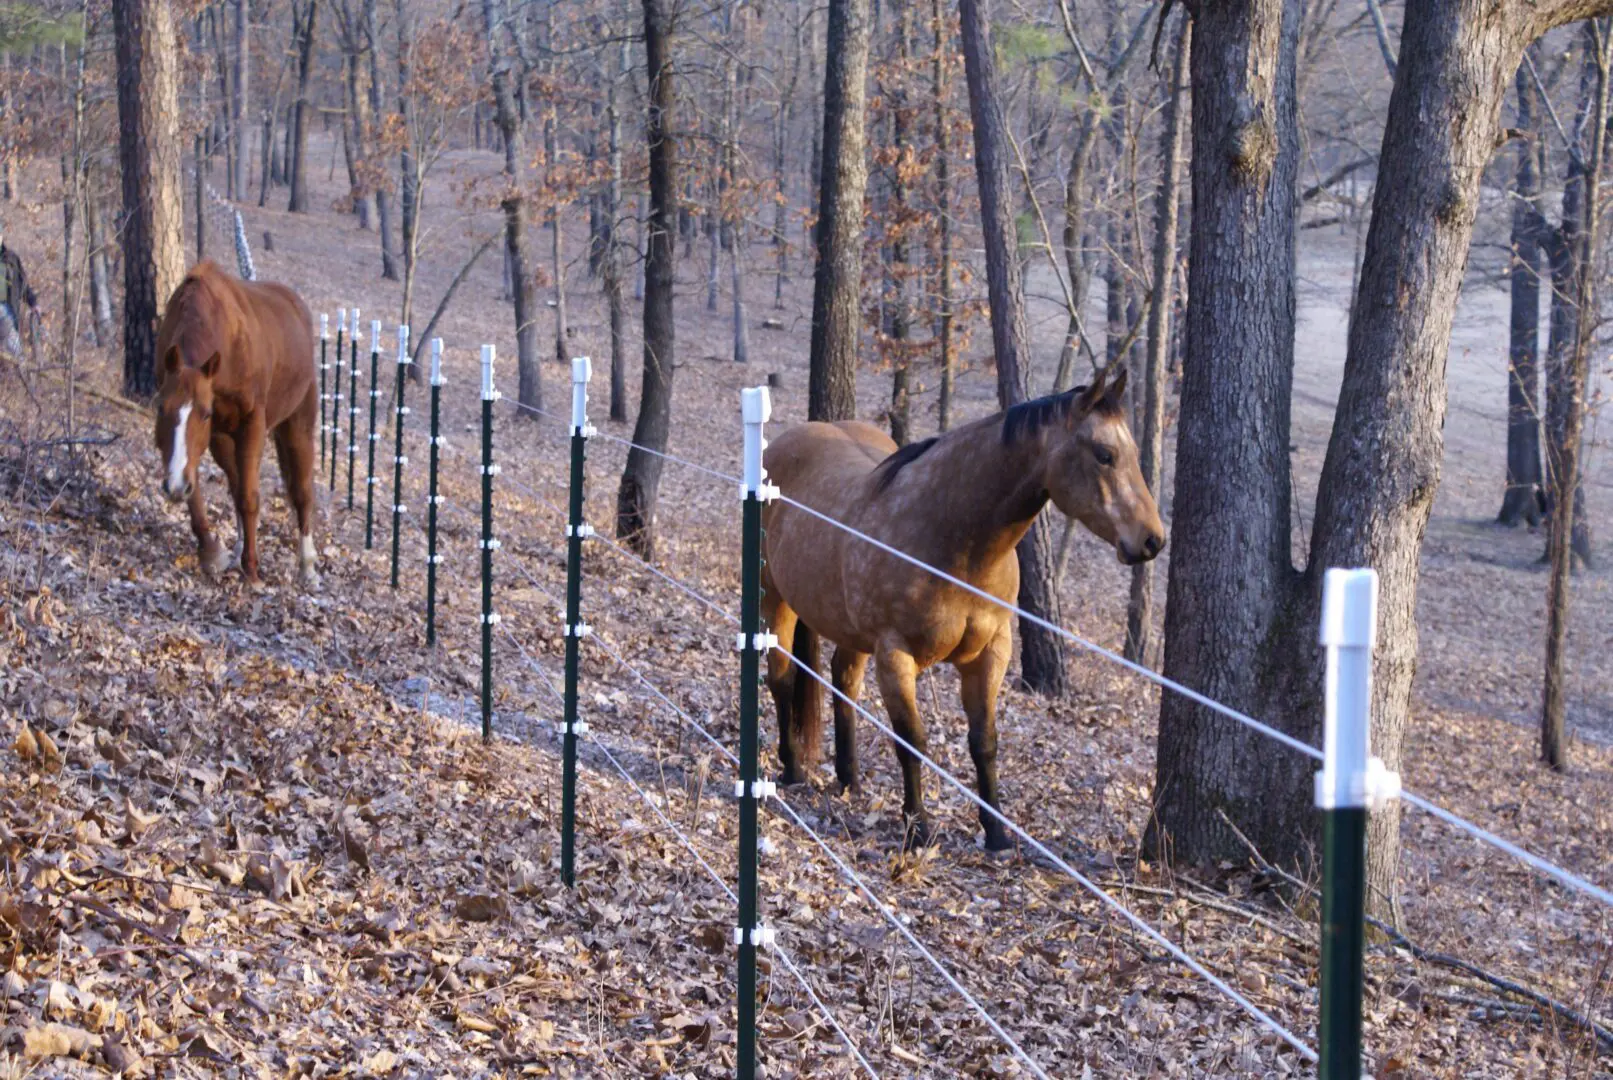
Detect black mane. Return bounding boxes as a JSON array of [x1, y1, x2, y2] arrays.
[[1002, 384, 1119, 445], [873, 436, 940, 492], [871, 384, 1117, 493]]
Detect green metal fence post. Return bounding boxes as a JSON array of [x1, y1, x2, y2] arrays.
[[1316, 567, 1395, 1080], [365, 319, 381, 550], [736, 386, 777, 1080], [560, 356, 594, 888], [329, 309, 345, 491], [426, 338, 444, 646], [318, 313, 329, 470], [479, 345, 499, 742], [390, 324, 411, 588], [347, 311, 360, 509]]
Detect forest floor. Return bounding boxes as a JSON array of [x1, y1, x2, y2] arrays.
[[0, 139, 1610, 1077]]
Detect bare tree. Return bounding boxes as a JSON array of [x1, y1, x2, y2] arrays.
[[806, 0, 869, 422], [1500, 51, 1547, 527], [484, 0, 539, 414], [1123, 15, 1189, 668], [957, 0, 1067, 698], [616, 0, 676, 557], [1543, 19, 1611, 771], [287, 0, 318, 213]]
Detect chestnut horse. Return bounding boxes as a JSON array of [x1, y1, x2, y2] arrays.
[[761, 368, 1165, 850], [153, 260, 320, 588]]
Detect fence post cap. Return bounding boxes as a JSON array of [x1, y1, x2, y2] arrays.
[[1319, 567, 1377, 649], [571, 356, 592, 384], [741, 386, 772, 425], [320, 313, 329, 338]]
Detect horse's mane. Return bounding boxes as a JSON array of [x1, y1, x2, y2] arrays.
[[873, 383, 1119, 493], [873, 436, 939, 492]]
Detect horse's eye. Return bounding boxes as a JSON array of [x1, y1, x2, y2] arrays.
[[197, 408, 212, 421], [1093, 445, 1115, 468]]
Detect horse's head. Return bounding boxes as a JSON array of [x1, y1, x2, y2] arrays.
[[154, 347, 220, 503], [1042, 367, 1165, 566]]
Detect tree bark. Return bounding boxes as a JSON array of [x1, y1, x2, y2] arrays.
[[885, 2, 913, 445], [604, 36, 628, 421], [233, 0, 249, 200], [484, 0, 539, 415], [1147, 0, 1304, 873], [1500, 53, 1546, 527], [116, 0, 185, 399], [806, 0, 870, 422], [958, 0, 1068, 698], [86, 191, 114, 347], [931, 0, 953, 432], [365, 0, 399, 279], [287, 0, 317, 213], [616, 0, 677, 557], [1124, 18, 1190, 669], [546, 102, 568, 367]]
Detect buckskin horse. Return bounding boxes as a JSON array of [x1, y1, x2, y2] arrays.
[[761, 368, 1165, 851], [153, 260, 320, 588]]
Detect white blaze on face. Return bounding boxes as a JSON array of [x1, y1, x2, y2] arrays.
[[167, 403, 192, 494]]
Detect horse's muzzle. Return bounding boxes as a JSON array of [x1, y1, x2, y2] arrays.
[[1119, 533, 1165, 565], [163, 480, 193, 503]]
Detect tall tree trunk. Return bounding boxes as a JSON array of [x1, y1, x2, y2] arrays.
[[546, 101, 568, 367], [1500, 54, 1546, 527], [932, 0, 953, 432], [604, 36, 628, 421], [807, 0, 870, 422], [1155, 0, 1613, 912], [288, 0, 317, 213], [1543, 20, 1610, 770], [232, 0, 249, 200], [116, 0, 185, 398], [0, 53, 13, 202], [958, 0, 1067, 698], [397, 0, 419, 339], [722, 25, 748, 364], [616, 0, 676, 557], [1124, 18, 1189, 668], [342, 49, 373, 228], [365, 0, 399, 279], [484, 0, 539, 414], [886, 3, 913, 444], [1147, 0, 1303, 872]]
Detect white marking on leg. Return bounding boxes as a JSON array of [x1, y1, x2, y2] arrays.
[[233, 511, 245, 568], [167, 403, 192, 493], [300, 533, 316, 568]]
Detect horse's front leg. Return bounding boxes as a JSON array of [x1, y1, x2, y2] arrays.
[[959, 624, 1013, 852], [210, 433, 243, 572], [830, 645, 869, 795], [234, 416, 267, 583], [763, 601, 806, 784], [874, 645, 933, 850], [186, 477, 228, 579]]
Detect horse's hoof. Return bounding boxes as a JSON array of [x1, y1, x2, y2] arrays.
[[299, 565, 321, 591], [776, 767, 810, 787], [200, 541, 230, 578], [902, 816, 936, 852], [835, 777, 861, 798], [981, 829, 1013, 856]]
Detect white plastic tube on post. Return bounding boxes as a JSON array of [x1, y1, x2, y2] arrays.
[[481, 344, 498, 402], [571, 356, 593, 436], [320, 312, 328, 341], [397, 324, 410, 367], [430, 338, 444, 387], [338, 308, 347, 336], [1316, 568, 1397, 812], [741, 387, 773, 498]]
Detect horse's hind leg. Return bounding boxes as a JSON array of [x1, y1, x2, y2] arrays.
[[274, 393, 320, 588], [874, 645, 934, 850], [958, 624, 1013, 852], [830, 646, 869, 795]]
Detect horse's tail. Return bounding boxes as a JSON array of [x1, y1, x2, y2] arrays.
[[789, 621, 824, 769]]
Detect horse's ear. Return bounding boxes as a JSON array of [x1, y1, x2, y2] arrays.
[[199, 351, 222, 380], [1072, 366, 1111, 420], [1104, 366, 1129, 409], [163, 346, 182, 376]]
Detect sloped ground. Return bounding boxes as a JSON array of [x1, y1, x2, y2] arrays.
[[0, 143, 1609, 1076]]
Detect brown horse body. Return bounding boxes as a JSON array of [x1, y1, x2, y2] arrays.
[[761, 369, 1164, 850], [153, 260, 319, 587]]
